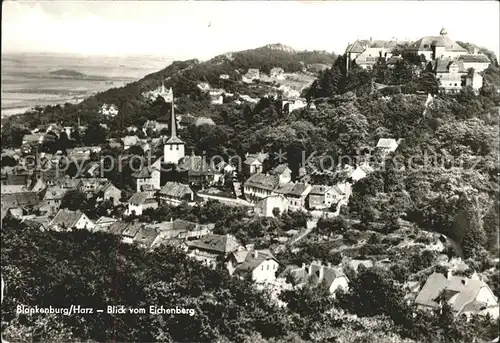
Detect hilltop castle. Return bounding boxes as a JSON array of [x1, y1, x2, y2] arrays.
[[345, 29, 491, 93]]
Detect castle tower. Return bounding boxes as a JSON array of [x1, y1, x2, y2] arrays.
[[440, 27, 447, 36], [161, 86, 184, 164]]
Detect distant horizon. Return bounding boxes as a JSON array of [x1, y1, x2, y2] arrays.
[[2, 1, 499, 59]]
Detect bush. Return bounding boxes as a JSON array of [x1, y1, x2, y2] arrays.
[[344, 230, 361, 245]]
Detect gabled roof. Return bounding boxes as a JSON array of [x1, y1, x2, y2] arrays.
[[376, 138, 398, 149], [406, 35, 467, 52], [346, 40, 369, 54], [95, 216, 117, 225], [1, 192, 40, 208], [244, 153, 268, 165], [275, 182, 310, 197], [178, 155, 217, 175], [109, 221, 138, 235], [1, 185, 30, 194], [131, 166, 154, 179], [415, 272, 494, 314], [233, 250, 278, 277], [128, 192, 156, 206], [386, 55, 404, 65], [122, 222, 142, 238], [458, 54, 491, 63], [122, 135, 140, 146], [134, 226, 160, 248], [284, 262, 346, 287], [158, 182, 193, 198], [188, 234, 240, 254], [310, 185, 333, 195], [49, 209, 86, 229], [244, 173, 279, 191], [43, 186, 67, 201], [22, 134, 44, 143], [431, 58, 466, 73], [78, 178, 109, 190], [271, 164, 290, 175]]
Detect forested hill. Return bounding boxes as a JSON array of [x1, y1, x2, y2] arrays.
[[2, 44, 335, 129]]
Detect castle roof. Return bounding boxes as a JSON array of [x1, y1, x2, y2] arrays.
[[406, 35, 467, 52]]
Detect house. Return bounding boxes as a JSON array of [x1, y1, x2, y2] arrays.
[[97, 182, 121, 206], [465, 70, 484, 93], [194, 117, 216, 127], [270, 67, 285, 80], [243, 68, 260, 83], [21, 216, 50, 230], [415, 272, 498, 319], [148, 219, 213, 241], [177, 154, 221, 186], [133, 226, 161, 249], [226, 249, 280, 283], [274, 182, 312, 210], [187, 234, 242, 269], [429, 58, 468, 93], [41, 186, 68, 215], [244, 152, 268, 175], [158, 182, 194, 204], [271, 164, 292, 184], [108, 221, 142, 243], [214, 161, 237, 177], [126, 192, 158, 216], [48, 209, 94, 231], [22, 133, 45, 146], [350, 40, 397, 70], [349, 163, 374, 182], [1, 191, 41, 218], [457, 52, 491, 73], [244, 173, 279, 202], [99, 104, 119, 118], [280, 261, 349, 295], [122, 136, 140, 150], [386, 55, 404, 68], [403, 28, 468, 61], [219, 74, 230, 80], [77, 178, 109, 195], [131, 158, 162, 192], [282, 98, 307, 114], [210, 94, 223, 105], [376, 138, 399, 154], [93, 216, 118, 232], [239, 95, 259, 104], [197, 82, 211, 92], [255, 194, 289, 217], [142, 120, 169, 134], [307, 185, 339, 210]]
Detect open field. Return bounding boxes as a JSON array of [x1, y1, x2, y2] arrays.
[[1, 52, 174, 117]]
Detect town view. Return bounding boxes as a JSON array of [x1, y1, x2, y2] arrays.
[[1, 1, 499, 343]]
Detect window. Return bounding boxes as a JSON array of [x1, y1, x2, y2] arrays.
[[176, 145, 179, 150], [266, 265, 269, 271]]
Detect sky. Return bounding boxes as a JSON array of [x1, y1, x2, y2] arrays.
[[2, 1, 499, 59]]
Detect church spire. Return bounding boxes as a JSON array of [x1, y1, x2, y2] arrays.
[[170, 88, 176, 138]]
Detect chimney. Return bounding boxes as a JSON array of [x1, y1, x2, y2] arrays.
[[170, 217, 173, 223], [327, 262, 332, 268], [447, 270, 452, 280], [253, 251, 258, 258], [301, 263, 306, 270], [473, 47, 478, 55]]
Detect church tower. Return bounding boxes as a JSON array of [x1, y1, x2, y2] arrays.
[[160, 84, 185, 164]]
